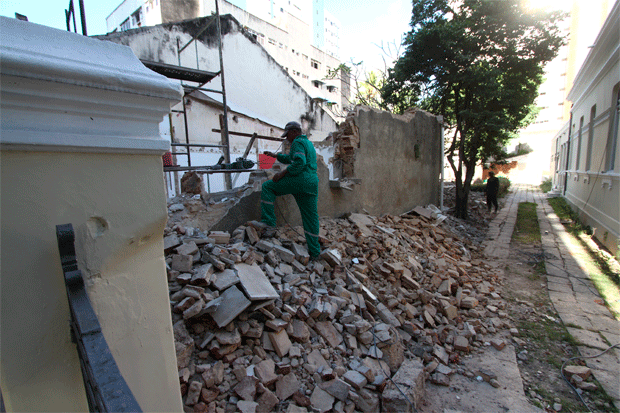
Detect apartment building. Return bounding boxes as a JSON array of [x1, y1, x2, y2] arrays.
[[106, 0, 348, 118], [511, 0, 615, 184], [550, 0, 619, 256]]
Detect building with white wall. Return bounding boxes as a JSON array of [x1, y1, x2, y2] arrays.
[[0, 16, 183, 411], [510, 0, 615, 184], [98, 14, 338, 193], [551, 0, 619, 256], [105, 0, 348, 118]]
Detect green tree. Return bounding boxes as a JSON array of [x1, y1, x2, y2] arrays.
[[382, 0, 565, 218]]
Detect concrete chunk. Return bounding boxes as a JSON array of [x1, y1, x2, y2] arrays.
[[310, 386, 334, 413], [343, 370, 367, 390], [212, 269, 239, 291], [276, 372, 301, 401], [314, 321, 343, 347], [236, 263, 279, 300], [211, 285, 251, 327], [320, 378, 351, 401], [269, 329, 292, 357], [171, 254, 193, 272], [381, 359, 426, 412]]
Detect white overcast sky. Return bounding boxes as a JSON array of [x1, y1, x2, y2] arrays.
[[0, 0, 412, 73]]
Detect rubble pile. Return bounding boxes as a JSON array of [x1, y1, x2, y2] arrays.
[[164, 210, 514, 413]]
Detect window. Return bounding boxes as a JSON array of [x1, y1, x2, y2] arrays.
[[312, 81, 321, 88], [605, 86, 620, 171], [311, 59, 320, 69], [131, 8, 142, 27], [120, 17, 131, 31], [302, 54, 308, 61], [327, 85, 337, 93], [586, 105, 596, 170], [268, 38, 276, 45], [576, 116, 584, 170]]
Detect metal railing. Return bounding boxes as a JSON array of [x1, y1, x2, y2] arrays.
[[56, 224, 141, 412]]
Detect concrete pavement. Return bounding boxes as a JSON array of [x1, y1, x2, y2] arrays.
[[483, 184, 620, 410]]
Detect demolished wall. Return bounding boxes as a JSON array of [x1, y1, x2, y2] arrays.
[[253, 106, 442, 229], [169, 105, 442, 234]]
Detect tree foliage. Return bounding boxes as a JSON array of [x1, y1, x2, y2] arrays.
[[325, 38, 408, 112], [382, 0, 565, 218]]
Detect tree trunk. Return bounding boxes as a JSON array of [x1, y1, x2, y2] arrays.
[[455, 182, 469, 219]]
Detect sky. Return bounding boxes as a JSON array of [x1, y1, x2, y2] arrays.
[[0, 0, 413, 73]]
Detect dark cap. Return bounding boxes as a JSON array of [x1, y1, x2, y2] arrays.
[[281, 121, 301, 137]]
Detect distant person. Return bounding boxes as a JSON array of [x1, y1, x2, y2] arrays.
[[260, 121, 320, 258], [485, 171, 499, 213]]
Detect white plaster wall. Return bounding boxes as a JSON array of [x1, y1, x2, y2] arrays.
[[0, 17, 184, 411], [107, 0, 144, 31], [552, 0, 619, 255], [167, 97, 285, 194], [1, 152, 183, 412], [100, 21, 337, 137]]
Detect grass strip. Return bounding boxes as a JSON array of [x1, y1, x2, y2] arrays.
[[513, 202, 542, 245], [546, 197, 620, 317]]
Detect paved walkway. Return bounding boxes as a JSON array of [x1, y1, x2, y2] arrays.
[[483, 184, 620, 410]]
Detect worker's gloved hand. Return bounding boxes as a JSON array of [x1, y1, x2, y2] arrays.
[[272, 170, 287, 183], [263, 151, 277, 158]]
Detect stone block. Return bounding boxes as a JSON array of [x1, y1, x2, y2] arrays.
[[255, 358, 278, 386], [310, 386, 335, 413], [490, 339, 506, 351], [269, 329, 292, 357], [307, 349, 329, 370], [381, 359, 425, 412], [171, 254, 193, 272], [343, 370, 367, 390], [563, 365, 592, 380], [256, 389, 279, 413], [454, 336, 470, 352], [320, 378, 351, 401], [460, 296, 478, 309], [234, 376, 258, 401], [236, 263, 279, 300], [192, 264, 214, 285], [212, 269, 239, 291], [186, 380, 203, 405], [276, 372, 301, 401], [209, 230, 230, 244], [211, 285, 251, 328], [314, 321, 343, 347], [273, 244, 295, 263], [164, 233, 181, 251], [237, 401, 258, 413], [183, 298, 205, 319], [288, 319, 311, 343], [176, 241, 199, 256], [215, 329, 241, 346]]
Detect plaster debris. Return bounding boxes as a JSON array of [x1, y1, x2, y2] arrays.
[[165, 210, 513, 412]]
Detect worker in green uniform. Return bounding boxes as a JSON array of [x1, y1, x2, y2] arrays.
[[261, 121, 321, 258]]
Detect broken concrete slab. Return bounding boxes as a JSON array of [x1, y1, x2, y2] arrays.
[[236, 263, 279, 300], [381, 359, 426, 412], [212, 268, 239, 291], [211, 285, 251, 327], [275, 372, 300, 401], [310, 386, 335, 413], [314, 321, 343, 347]]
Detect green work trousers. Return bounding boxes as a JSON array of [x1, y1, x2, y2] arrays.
[[261, 176, 320, 257]]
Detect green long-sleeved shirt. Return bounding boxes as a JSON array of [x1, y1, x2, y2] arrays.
[[276, 135, 318, 177]]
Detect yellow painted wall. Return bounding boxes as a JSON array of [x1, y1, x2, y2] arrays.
[[0, 150, 182, 412]]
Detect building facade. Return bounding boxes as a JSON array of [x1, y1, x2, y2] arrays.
[[106, 0, 348, 119], [510, 0, 615, 184], [551, 0, 619, 256]]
